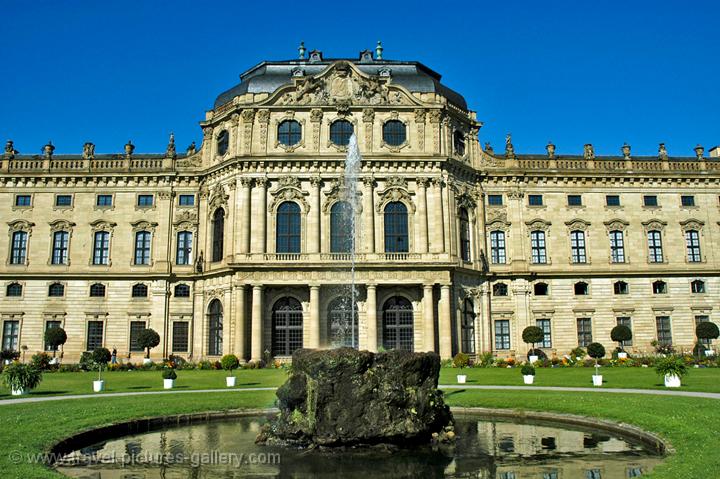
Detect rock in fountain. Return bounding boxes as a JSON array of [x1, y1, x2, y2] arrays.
[[256, 348, 453, 447]]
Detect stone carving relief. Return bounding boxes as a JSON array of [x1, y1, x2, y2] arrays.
[[603, 219, 629, 232], [679, 219, 704, 232], [322, 178, 363, 213], [48, 219, 75, 233], [375, 176, 416, 213], [269, 179, 309, 213], [174, 210, 198, 226], [641, 219, 667, 232], [208, 184, 229, 211], [564, 219, 591, 231]]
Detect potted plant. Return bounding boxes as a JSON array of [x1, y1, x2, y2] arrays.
[[44, 326, 67, 363], [2, 362, 42, 396], [655, 355, 687, 387], [696, 321, 719, 357], [521, 363, 535, 384], [162, 368, 177, 389], [610, 325, 632, 359], [92, 347, 111, 392], [137, 328, 161, 365], [221, 354, 240, 387], [453, 352, 470, 383], [587, 342, 605, 386], [0, 349, 17, 366], [522, 326, 544, 363]]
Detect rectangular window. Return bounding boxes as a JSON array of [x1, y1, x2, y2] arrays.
[[490, 230, 506, 264], [44, 320, 62, 351], [129, 321, 146, 352], [176, 231, 193, 265], [570, 230, 587, 263], [15, 195, 31, 207], [137, 194, 154, 207], [179, 194, 195, 206], [530, 231, 547, 264], [647, 231, 664, 263], [494, 320, 511, 350], [51, 231, 69, 265], [606, 195, 620, 207], [10, 231, 28, 265], [685, 230, 701, 262], [681, 195, 695, 207], [86, 321, 104, 351], [567, 195, 582, 206], [134, 231, 152, 265], [643, 195, 658, 207], [55, 195, 72, 207], [172, 321, 190, 352], [577, 318, 592, 347], [528, 194, 543, 206], [96, 194, 113, 207], [92, 231, 110, 265], [537, 319, 552, 348], [488, 194, 503, 206], [609, 230, 625, 263], [656, 316, 672, 346], [2, 320, 20, 351], [616, 317, 633, 346]]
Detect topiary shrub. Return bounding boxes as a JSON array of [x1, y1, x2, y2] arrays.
[[92, 347, 112, 381], [610, 325, 632, 352], [696, 322, 719, 353], [137, 328, 161, 359], [2, 362, 42, 393], [452, 352, 470, 369], [162, 368, 177, 380], [522, 326, 545, 356], [587, 342, 605, 376], [520, 363, 535, 376], [220, 354, 240, 376], [44, 327, 67, 357]]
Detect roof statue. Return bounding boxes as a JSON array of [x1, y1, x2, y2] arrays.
[[658, 143, 668, 160], [583, 143, 595, 160]]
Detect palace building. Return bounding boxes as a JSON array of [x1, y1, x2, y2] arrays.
[[2, 45, 719, 363]]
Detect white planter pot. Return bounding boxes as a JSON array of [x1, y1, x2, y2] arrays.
[[3, 360, 10, 366], [11, 388, 25, 396], [163, 379, 175, 389], [523, 375, 535, 385], [617, 352, 628, 359], [529, 355, 539, 364], [592, 375, 603, 386], [226, 376, 237, 387], [456, 374, 467, 384], [93, 380, 105, 392], [705, 350, 715, 357], [664, 374, 681, 388], [143, 358, 153, 365]]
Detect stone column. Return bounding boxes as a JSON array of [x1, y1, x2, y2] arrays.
[[308, 284, 320, 348], [431, 178, 445, 253], [366, 284, 377, 352], [423, 284, 435, 352], [239, 178, 252, 254], [480, 283, 492, 352], [439, 284, 452, 359], [252, 178, 268, 254], [416, 178, 429, 253], [363, 177, 376, 253], [308, 177, 321, 254], [234, 284, 246, 359], [251, 285, 264, 361]]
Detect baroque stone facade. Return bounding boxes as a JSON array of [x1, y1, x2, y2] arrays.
[[2, 50, 719, 362]]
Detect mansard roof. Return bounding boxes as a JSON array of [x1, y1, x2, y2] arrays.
[[214, 58, 467, 110]]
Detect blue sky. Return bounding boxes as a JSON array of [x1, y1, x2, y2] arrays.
[[0, 1, 718, 157]]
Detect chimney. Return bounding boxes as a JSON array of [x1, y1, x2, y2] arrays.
[[710, 146, 720, 158]]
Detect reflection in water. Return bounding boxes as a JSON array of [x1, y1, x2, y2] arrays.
[[56, 414, 662, 479]]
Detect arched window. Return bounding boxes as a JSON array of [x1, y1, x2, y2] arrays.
[[276, 202, 301, 253], [272, 297, 303, 356], [652, 280, 667, 294], [208, 299, 223, 356], [570, 230, 586, 263], [685, 230, 701, 262], [691, 279, 706, 294], [51, 231, 69, 265], [454, 131, 466, 156], [90, 283, 106, 297], [10, 231, 28, 264], [382, 120, 406, 146], [174, 284, 190, 298], [92, 231, 110, 265], [328, 296, 358, 348], [132, 283, 148, 298], [459, 208, 471, 262], [330, 201, 353, 253], [574, 281, 589, 295], [461, 299, 475, 353], [613, 281, 629, 295], [490, 230, 506, 264], [382, 296, 413, 351], [216, 130, 229, 156], [609, 230, 625, 263], [48, 283, 64, 297], [176, 231, 193, 265], [493, 283, 508, 297], [278, 120, 302, 146], [647, 230, 664, 263], [212, 208, 225, 262], [134, 231, 151, 265], [330, 120, 354, 146], [530, 231, 547, 264], [384, 202, 408, 253], [6, 283, 22, 297], [534, 282, 548, 296]]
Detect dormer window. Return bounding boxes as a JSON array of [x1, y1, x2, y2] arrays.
[[216, 130, 229, 156]]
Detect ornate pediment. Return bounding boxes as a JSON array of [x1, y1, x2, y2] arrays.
[[269, 180, 309, 213], [174, 210, 198, 226], [271, 61, 418, 108], [564, 218, 591, 231], [130, 220, 159, 232], [603, 218, 629, 232], [486, 209, 510, 229], [209, 184, 229, 212], [525, 218, 551, 232], [641, 218, 667, 231], [322, 178, 363, 213], [7, 219, 34, 232], [89, 219, 116, 231], [680, 218, 704, 232], [48, 219, 75, 232], [375, 176, 416, 213]]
